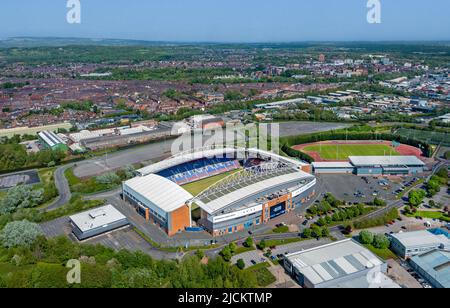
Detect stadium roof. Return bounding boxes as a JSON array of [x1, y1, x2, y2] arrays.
[[123, 174, 193, 213], [196, 169, 311, 215], [69, 204, 127, 233], [285, 239, 384, 286], [137, 147, 307, 176], [349, 156, 425, 167], [390, 230, 450, 248], [410, 249, 450, 288], [312, 162, 354, 168]]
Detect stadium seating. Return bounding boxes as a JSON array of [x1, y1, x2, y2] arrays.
[[157, 158, 241, 185]]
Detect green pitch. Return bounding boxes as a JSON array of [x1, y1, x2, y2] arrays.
[[181, 168, 242, 196], [303, 144, 400, 160]]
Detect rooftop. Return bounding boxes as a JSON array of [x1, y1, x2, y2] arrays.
[[349, 156, 425, 167], [69, 204, 127, 233], [390, 230, 450, 248], [123, 174, 194, 213], [410, 249, 450, 288], [312, 162, 354, 168], [38, 130, 66, 147], [285, 239, 384, 286]]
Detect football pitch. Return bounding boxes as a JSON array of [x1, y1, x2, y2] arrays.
[[181, 168, 242, 196], [302, 144, 400, 160]]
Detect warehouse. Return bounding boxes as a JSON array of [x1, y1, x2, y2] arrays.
[[38, 130, 69, 152], [409, 249, 450, 288], [284, 239, 399, 288], [69, 205, 129, 240], [122, 174, 194, 236], [390, 230, 450, 259], [349, 156, 425, 176], [312, 156, 425, 176]]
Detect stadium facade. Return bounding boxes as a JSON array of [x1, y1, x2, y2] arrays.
[[312, 156, 425, 176], [123, 147, 316, 236]]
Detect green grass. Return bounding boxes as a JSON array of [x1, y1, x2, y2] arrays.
[[406, 210, 450, 222], [64, 167, 119, 195], [244, 262, 276, 287], [234, 246, 256, 255], [272, 226, 289, 233], [181, 168, 241, 196], [302, 144, 400, 160], [262, 238, 304, 248], [363, 244, 397, 261]]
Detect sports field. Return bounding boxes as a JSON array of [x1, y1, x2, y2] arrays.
[[181, 168, 241, 196], [302, 144, 400, 160]]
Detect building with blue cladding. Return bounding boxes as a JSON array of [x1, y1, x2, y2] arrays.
[[410, 249, 450, 289], [312, 156, 425, 176]]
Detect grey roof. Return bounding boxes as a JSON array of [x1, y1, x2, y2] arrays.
[[312, 162, 354, 168], [38, 130, 65, 147], [349, 156, 425, 167], [390, 230, 450, 248], [123, 174, 193, 213], [411, 250, 450, 288], [196, 169, 311, 215], [69, 205, 127, 233], [285, 239, 383, 286]]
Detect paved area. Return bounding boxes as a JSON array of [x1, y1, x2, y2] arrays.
[[386, 259, 422, 289], [267, 265, 300, 288], [276, 122, 352, 138], [40, 217, 71, 238], [230, 250, 265, 269], [317, 173, 406, 204], [0, 170, 40, 189]]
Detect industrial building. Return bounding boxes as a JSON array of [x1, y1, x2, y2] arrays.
[[69, 205, 129, 240], [409, 249, 450, 288], [390, 230, 450, 259], [123, 147, 316, 236], [284, 239, 399, 288], [38, 130, 69, 152], [312, 156, 425, 176]]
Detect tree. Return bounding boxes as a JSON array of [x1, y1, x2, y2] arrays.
[[95, 172, 121, 185], [236, 259, 245, 270], [373, 198, 386, 207], [408, 190, 426, 207], [373, 234, 390, 249], [257, 239, 267, 250], [220, 246, 232, 262], [0, 220, 43, 248], [0, 185, 43, 214], [311, 225, 322, 238], [321, 227, 330, 238], [244, 237, 253, 248], [228, 242, 237, 254], [359, 230, 374, 245], [303, 228, 312, 238]]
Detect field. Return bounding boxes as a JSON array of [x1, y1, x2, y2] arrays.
[[181, 168, 241, 196], [396, 128, 450, 146], [301, 143, 400, 161]]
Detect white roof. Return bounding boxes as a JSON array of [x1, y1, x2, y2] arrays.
[[197, 170, 311, 215], [312, 162, 354, 168], [123, 174, 193, 213], [137, 147, 307, 176], [69, 128, 115, 143], [349, 156, 425, 167], [38, 130, 65, 147], [69, 204, 127, 233], [391, 230, 450, 248], [285, 239, 383, 285]]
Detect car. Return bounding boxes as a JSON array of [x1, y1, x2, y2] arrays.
[[302, 220, 309, 226], [271, 256, 277, 261], [250, 260, 257, 265]]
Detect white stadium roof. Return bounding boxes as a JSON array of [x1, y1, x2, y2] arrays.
[[312, 162, 354, 168], [137, 147, 307, 176], [69, 204, 127, 233], [123, 174, 193, 213], [196, 169, 311, 215], [349, 156, 425, 167]]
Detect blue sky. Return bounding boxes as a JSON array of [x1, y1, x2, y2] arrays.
[[0, 0, 449, 42]]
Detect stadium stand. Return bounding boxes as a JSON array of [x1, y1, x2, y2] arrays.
[[157, 157, 241, 185]]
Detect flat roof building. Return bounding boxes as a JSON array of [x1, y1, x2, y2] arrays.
[[390, 230, 450, 259], [69, 205, 129, 240], [38, 130, 68, 152], [284, 239, 399, 288], [410, 249, 450, 289]]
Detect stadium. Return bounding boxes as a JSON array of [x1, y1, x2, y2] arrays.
[[122, 147, 316, 236], [293, 140, 426, 176]]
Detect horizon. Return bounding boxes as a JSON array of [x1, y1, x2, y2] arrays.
[[1, 0, 450, 42]]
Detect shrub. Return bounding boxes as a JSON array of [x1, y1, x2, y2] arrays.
[[359, 230, 374, 245], [236, 259, 245, 270], [0, 220, 44, 248], [373, 234, 391, 249]]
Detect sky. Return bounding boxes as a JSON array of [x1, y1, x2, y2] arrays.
[[0, 0, 449, 42]]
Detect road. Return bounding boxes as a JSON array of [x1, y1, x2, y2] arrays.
[[44, 163, 74, 211]]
